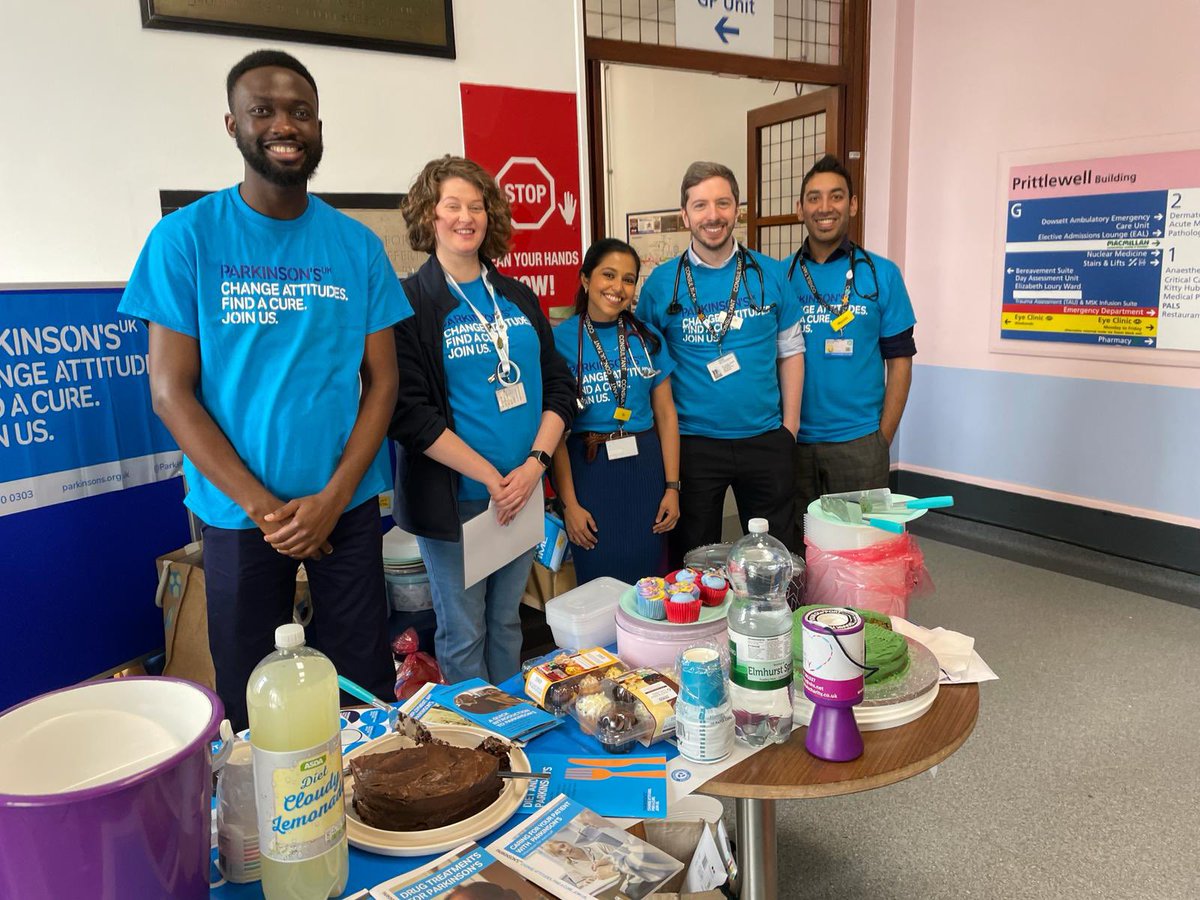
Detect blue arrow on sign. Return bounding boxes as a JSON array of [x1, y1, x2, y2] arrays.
[[715, 15, 740, 44]]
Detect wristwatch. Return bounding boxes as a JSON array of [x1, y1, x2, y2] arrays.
[[664, 481, 682, 491], [528, 449, 552, 469]]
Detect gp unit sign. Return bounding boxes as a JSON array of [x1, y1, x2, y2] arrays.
[[497, 157, 555, 231]]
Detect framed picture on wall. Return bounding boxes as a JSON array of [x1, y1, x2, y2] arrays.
[[140, 0, 455, 59]]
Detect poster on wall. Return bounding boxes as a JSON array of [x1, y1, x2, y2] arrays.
[[0, 286, 181, 517], [461, 84, 583, 315], [627, 205, 749, 294], [998, 148, 1200, 360]]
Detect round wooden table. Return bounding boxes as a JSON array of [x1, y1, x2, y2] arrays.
[[699, 683, 979, 899]]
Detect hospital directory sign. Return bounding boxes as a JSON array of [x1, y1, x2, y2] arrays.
[[1001, 149, 1200, 353]]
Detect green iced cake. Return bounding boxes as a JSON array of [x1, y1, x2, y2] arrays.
[[792, 605, 910, 685]]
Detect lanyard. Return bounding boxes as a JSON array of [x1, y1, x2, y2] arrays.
[[581, 314, 629, 412], [444, 269, 517, 385], [682, 248, 744, 354], [797, 255, 853, 316]]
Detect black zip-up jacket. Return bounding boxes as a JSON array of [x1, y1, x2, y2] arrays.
[[388, 254, 577, 541]]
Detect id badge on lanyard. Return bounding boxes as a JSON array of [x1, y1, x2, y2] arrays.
[[606, 435, 639, 460], [707, 352, 740, 381]]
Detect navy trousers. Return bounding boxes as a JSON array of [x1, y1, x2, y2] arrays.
[[202, 499, 394, 731]]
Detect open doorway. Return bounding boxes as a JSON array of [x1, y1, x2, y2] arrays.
[[598, 64, 842, 284], [583, 0, 869, 254]]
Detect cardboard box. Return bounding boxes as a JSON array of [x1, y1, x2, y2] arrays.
[[521, 558, 577, 611], [155, 542, 310, 690]]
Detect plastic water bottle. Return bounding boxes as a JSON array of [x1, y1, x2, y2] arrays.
[[247, 624, 349, 899], [726, 518, 795, 746]]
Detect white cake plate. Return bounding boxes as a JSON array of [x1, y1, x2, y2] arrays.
[[343, 723, 530, 856]]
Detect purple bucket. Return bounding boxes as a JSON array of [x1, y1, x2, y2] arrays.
[[0, 677, 229, 899]]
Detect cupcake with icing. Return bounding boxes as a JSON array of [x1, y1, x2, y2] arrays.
[[636, 576, 665, 598], [635, 586, 667, 620], [666, 580, 700, 602], [698, 572, 728, 606], [664, 585, 702, 623], [666, 568, 699, 587]]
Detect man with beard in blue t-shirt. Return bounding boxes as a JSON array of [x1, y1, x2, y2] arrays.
[[120, 50, 412, 729], [784, 154, 916, 543]]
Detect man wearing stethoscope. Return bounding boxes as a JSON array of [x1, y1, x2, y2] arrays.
[[640, 161, 806, 560], [785, 154, 917, 541]]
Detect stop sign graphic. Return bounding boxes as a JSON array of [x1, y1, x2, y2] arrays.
[[497, 157, 555, 230]]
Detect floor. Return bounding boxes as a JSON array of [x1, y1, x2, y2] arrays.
[[735, 537, 1200, 900]]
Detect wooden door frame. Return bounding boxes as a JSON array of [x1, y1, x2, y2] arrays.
[[583, 0, 871, 243], [746, 87, 842, 251]]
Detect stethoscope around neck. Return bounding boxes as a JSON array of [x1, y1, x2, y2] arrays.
[[574, 312, 659, 410], [787, 240, 881, 304], [665, 243, 769, 316]]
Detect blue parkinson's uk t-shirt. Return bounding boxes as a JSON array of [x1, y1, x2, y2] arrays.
[[119, 187, 412, 528], [552, 314, 675, 434], [442, 277, 542, 500], [786, 247, 916, 443], [638, 248, 803, 438]]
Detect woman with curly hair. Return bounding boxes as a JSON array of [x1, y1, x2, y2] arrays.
[[389, 156, 576, 684]]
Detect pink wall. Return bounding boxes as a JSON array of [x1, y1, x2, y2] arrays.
[[868, 0, 1200, 390], [865, 0, 1200, 528]]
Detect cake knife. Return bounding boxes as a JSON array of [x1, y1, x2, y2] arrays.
[[338, 675, 400, 734]]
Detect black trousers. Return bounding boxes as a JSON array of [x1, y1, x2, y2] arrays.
[[670, 427, 798, 565], [202, 499, 394, 731]]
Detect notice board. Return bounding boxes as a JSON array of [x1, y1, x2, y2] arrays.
[[992, 138, 1200, 367], [626, 205, 749, 295]]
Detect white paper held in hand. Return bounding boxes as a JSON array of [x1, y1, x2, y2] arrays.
[[462, 483, 544, 588]]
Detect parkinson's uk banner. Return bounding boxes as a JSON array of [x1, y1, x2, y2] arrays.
[[0, 286, 180, 517]]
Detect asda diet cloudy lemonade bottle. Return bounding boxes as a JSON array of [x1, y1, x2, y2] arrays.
[[247, 624, 349, 899]]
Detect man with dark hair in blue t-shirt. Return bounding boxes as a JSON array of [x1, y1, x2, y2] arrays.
[[120, 50, 412, 729], [639, 162, 805, 558], [784, 154, 917, 542]]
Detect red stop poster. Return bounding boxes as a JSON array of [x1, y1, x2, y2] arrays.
[[461, 83, 583, 316]]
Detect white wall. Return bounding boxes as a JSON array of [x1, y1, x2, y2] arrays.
[[866, 0, 1200, 527], [603, 64, 787, 235], [0, 0, 582, 283]]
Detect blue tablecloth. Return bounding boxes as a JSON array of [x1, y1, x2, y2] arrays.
[[211, 655, 680, 897]]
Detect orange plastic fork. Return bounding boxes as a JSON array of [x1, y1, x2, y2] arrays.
[[563, 767, 667, 781], [566, 757, 668, 767]]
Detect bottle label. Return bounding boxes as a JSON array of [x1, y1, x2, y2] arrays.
[[729, 632, 793, 691], [252, 734, 345, 863]]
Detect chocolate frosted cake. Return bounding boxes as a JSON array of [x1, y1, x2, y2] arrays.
[[349, 739, 511, 831]]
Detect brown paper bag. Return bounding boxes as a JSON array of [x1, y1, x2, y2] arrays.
[[521, 558, 578, 611], [156, 542, 215, 689], [155, 543, 312, 690]]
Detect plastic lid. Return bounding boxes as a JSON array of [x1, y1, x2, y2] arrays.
[[747, 518, 769, 534], [275, 623, 305, 649], [545, 577, 628, 628]]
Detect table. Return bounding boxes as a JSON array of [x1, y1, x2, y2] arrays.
[[699, 684, 979, 900]]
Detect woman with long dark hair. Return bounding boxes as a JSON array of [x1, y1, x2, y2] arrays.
[[389, 156, 576, 683], [551, 238, 680, 584]]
